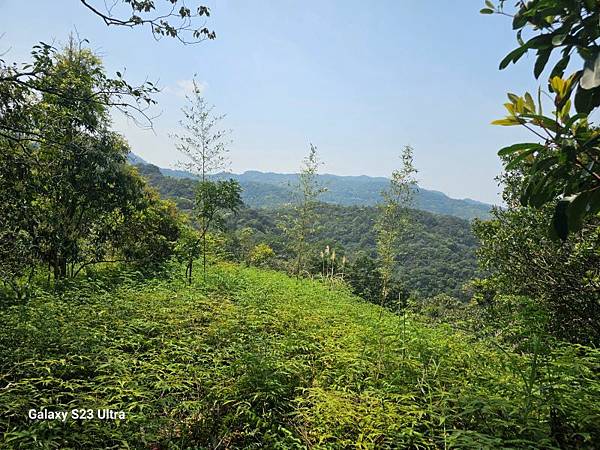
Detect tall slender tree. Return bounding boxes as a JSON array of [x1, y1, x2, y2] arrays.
[[172, 80, 231, 279], [286, 144, 326, 278], [375, 146, 418, 307]]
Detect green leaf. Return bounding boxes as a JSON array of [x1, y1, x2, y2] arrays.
[[480, 8, 494, 14], [566, 193, 590, 233], [524, 92, 536, 112], [498, 143, 543, 157], [525, 34, 553, 51], [574, 85, 600, 115], [534, 48, 552, 79], [551, 33, 567, 46], [512, 13, 528, 29], [500, 46, 529, 70], [519, 113, 560, 132], [505, 148, 537, 170], [562, 113, 587, 130], [491, 118, 522, 126], [507, 92, 520, 103], [550, 52, 571, 79]]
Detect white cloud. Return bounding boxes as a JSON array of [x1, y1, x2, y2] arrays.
[[163, 79, 208, 98]]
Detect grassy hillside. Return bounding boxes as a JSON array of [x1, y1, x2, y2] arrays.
[[2, 264, 598, 449], [134, 162, 493, 221]]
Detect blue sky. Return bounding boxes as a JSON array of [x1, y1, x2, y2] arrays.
[[0, 0, 542, 204]]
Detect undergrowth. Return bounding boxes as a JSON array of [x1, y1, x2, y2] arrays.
[[1, 263, 599, 449]]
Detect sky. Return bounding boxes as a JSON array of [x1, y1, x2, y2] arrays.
[[0, 0, 544, 204]]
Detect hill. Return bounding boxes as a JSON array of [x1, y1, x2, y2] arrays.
[[2, 264, 598, 448], [228, 204, 479, 299], [130, 156, 493, 220], [132, 162, 479, 299]]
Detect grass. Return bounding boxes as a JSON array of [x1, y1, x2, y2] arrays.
[[1, 263, 599, 449]]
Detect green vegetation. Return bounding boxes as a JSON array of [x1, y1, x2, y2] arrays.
[[285, 144, 326, 278], [374, 146, 418, 307], [0, 40, 183, 299], [133, 160, 493, 220], [227, 204, 479, 300], [485, 0, 600, 238], [1, 1, 600, 447], [473, 166, 600, 346], [2, 264, 599, 449]]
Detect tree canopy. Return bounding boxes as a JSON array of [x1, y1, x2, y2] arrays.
[[485, 0, 600, 239]]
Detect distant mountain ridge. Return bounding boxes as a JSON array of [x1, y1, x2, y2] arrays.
[[128, 153, 493, 220]]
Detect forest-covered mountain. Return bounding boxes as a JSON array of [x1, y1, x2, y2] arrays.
[[227, 204, 479, 300], [130, 155, 493, 220], [131, 161, 479, 299]]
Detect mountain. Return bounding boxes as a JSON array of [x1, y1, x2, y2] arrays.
[[126, 152, 148, 165], [227, 203, 479, 300], [129, 154, 493, 220]]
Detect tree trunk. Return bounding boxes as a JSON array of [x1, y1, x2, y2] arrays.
[[53, 255, 68, 280], [202, 234, 207, 281], [187, 256, 193, 285]]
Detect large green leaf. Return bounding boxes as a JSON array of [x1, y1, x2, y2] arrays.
[[574, 85, 600, 115], [498, 143, 544, 157], [566, 192, 591, 233], [550, 50, 571, 79], [499, 46, 529, 70], [534, 48, 552, 79], [505, 148, 537, 170]]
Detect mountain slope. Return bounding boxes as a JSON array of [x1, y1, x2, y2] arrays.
[[130, 156, 493, 220], [133, 161, 480, 299], [228, 203, 479, 299]]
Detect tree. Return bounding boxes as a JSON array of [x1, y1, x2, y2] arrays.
[[28, 40, 150, 279], [238, 227, 256, 263], [473, 166, 600, 345], [375, 146, 417, 307], [483, 0, 600, 239], [2, 0, 218, 141], [0, 40, 182, 289], [184, 179, 243, 283], [1, 0, 216, 126], [0, 41, 159, 140], [345, 254, 407, 308], [79, 0, 215, 44], [285, 144, 326, 278], [172, 81, 231, 278], [104, 188, 183, 273]]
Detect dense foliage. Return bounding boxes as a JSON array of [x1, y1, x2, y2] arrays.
[[134, 161, 480, 301], [1, 2, 599, 447], [485, 0, 600, 238], [0, 41, 183, 298], [227, 203, 479, 301], [473, 167, 600, 345], [2, 264, 599, 449]]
